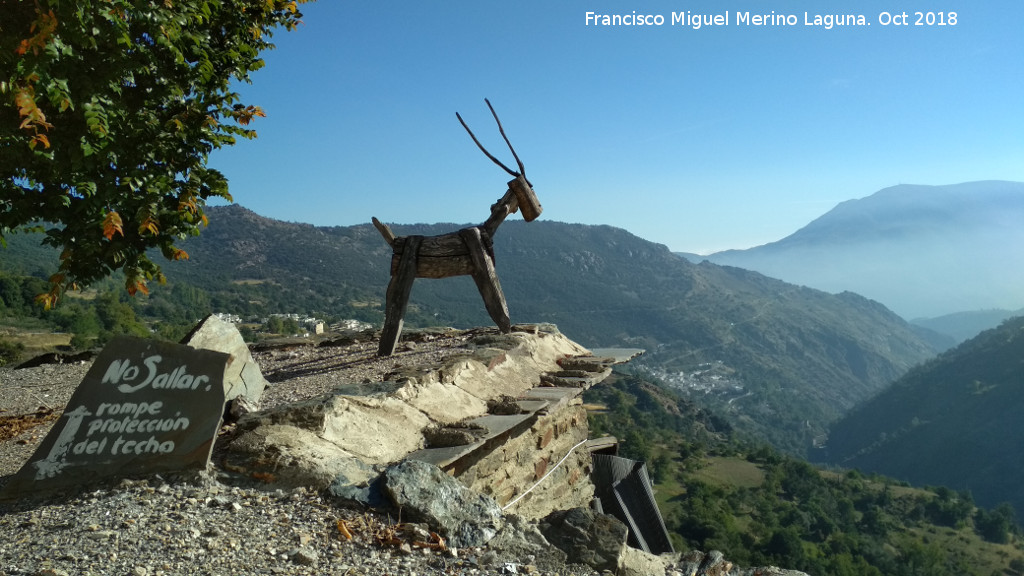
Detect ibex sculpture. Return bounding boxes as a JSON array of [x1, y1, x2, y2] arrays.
[[372, 100, 542, 356]]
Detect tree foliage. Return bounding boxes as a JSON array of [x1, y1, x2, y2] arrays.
[[1, 0, 309, 306]]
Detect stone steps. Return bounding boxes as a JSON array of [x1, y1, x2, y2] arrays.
[[405, 350, 641, 472]]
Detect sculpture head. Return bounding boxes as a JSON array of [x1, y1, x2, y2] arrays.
[[458, 99, 542, 222]]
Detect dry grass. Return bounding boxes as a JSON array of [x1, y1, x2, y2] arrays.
[[691, 456, 765, 489], [1, 330, 72, 359], [9, 332, 72, 349], [0, 407, 59, 442]]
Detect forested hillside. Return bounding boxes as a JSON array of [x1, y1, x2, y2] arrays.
[[0, 205, 938, 455], [587, 373, 1024, 576], [823, 316, 1024, 517]]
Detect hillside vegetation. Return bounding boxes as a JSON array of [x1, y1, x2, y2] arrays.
[[0, 205, 938, 455], [587, 373, 1024, 576], [823, 315, 1024, 518]]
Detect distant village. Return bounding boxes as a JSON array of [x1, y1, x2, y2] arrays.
[[642, 360, 748, 402], [211, 312, 373, 339]]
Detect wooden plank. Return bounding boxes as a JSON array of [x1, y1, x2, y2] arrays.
[[390, 254, 475, 279], [394, 233, 469, 258], [459, 227, 511, 333], [371, 217, 396, 246], [509, 176, 542, 222], [378, 235, 423, 356]]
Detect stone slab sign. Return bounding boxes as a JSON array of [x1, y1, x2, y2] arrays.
[[1, 336, 228, 499], [181, 314, 267, 407]]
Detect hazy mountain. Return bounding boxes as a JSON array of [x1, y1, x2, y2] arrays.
[[911, 308, 1024, 345], [821, 315, 1024, 515], [703, 181, 1024, 320], [149, 205, 937, 454]]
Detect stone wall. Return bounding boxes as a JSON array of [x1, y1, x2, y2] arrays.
[[453, 398, 594, 522]]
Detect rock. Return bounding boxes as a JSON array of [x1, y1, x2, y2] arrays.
[[226, 424, 379, 490], [423, 424, 487, 448], [487, 513, 567, 571], [238, 387, 432, 464], [556, 356, 614, 373], [328, 468, 387, 508], [676, 550, 730, 576], [672, 550, 811, 576], [224, 395, 258, 424], [618, 546, 675, 576], [487, 395, 526, 415], [700, 550, 731, 576], [181, 314, 268, 407], [539, 507, 628, 573], [383, 460, 503, 548], [288, 546, 319, 566]]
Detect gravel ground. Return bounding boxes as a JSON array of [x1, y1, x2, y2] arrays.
[[0, 472, 604, 576], [0, 330, 605, 576]]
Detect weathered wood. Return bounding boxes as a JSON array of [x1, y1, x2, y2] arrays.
[[376, 101, 539, 355], [509, 176, 542, 222], [459, 227, 511, 333], [482, 189, 519, 238], [393, 232, 470, 258], [378, 235, 423, 356], [372, 217, 396, 246], [390, 254, 475, 279]]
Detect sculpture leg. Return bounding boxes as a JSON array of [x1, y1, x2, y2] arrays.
[[459, 227, 511, 333], [378, 236, 424, 356]]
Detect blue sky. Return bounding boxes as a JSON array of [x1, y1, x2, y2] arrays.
[[209, 1, 1024, 254]]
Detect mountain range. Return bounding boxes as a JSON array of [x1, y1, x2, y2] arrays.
[[698, 181, 1024, 321], [9, 180, 1005, 457], [141, 205, 937, 455], [6, 180, 1024, 560]]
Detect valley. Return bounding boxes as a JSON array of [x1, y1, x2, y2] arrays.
[[3, 181, 1024, 574]]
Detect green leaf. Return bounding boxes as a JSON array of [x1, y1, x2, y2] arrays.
[[1, 0, 309, 301]]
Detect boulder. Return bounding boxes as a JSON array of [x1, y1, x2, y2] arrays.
[[486, 513, 568, 571], [618, 546, 675, 576], [539, 507, 628, 573], [239, 391, 431, 464], [181, 315, 268, 407], [674, 550, 811, 576], [682, 550, 731, 576], [224, 424, 379, 489], [383, 460, 503, 548]]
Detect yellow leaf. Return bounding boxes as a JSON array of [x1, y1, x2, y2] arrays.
[[34, 284, 61, 310], [34, 293, 56, 310], [29, 134, 49, 149], [103, 211, 123, 240], [139, 216, 159, 236], [234, 105, 266, 126]]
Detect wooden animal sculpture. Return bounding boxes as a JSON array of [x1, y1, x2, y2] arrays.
[[372, 100, 542, 356]]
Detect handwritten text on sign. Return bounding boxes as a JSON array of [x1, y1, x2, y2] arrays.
[[1, 337, 228, 498]]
